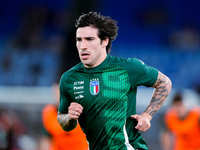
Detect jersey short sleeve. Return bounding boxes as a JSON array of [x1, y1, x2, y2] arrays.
[[58, 73, 71, 113], [126, 58, 158, 88]]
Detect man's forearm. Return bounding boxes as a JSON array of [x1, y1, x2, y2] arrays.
[[143, 71, 172, 118], [57, 112, 78, 131]]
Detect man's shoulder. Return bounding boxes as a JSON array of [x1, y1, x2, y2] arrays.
[[109, 55, 139, 64], [42, 104, 56, 114], [108, 55, 142, 69], [190, 106, 200, 116]]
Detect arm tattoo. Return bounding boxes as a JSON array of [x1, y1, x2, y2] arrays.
[[57, 112, 77, 131], [144, 71, 172, 117]]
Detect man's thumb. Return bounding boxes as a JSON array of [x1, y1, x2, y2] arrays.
[[131, 114, 138, 119]]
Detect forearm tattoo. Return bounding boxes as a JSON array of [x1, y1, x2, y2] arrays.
[[57, 113, 77, 131], [144, 72, 172, 117]]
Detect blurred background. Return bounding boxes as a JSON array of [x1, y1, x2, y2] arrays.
[[0, 0, 200, 149]]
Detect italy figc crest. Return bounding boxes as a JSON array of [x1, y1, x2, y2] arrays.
[[90, 80, 99, 95]]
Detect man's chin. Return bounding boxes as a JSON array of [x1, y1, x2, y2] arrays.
[[81, 60, 91, 67], [83, 63, 93, 68]]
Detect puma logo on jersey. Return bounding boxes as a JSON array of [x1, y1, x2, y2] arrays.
[[74, 86, 84, 90]]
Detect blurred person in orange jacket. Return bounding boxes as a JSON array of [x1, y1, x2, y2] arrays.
[[161, 93, 200, 150], [40, 81, 89, 150]]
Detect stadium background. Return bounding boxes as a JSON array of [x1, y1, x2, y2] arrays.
[[0, 0, 200, 149]]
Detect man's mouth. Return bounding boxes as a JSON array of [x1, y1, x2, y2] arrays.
[[81, 52, 90, 59]]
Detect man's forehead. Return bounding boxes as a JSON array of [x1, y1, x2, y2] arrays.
[[76, 26, 98, 37]]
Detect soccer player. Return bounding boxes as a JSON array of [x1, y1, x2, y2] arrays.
[[57, 11, 172, 150]]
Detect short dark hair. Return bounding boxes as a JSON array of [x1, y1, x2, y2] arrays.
[[75, 11, 118, 54], [172, 93, 183, 104]]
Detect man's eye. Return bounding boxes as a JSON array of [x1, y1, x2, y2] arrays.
[[87, 38, 93, 41], [76, 38, 81, 41]]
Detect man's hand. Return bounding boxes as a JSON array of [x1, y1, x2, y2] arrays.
[[57, 102, 83, 131], [68, 102, 83, 119], [131, 113, 152, 132]]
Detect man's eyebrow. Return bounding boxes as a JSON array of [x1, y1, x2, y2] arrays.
[[76, 37, 95, 40], [85, 37, 95, 39]]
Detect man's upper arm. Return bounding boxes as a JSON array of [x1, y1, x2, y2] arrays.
[[152, 71, 172, 89]]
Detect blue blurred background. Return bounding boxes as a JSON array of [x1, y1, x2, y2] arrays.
[[1, 0, 200, 89], [0, 0, 200, 149]]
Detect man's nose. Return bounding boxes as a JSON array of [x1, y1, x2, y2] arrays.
[[81, 40, 87, 49]]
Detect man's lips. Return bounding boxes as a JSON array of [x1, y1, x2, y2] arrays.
[[80, 52, 90, 59]]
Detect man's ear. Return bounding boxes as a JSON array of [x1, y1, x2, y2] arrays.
[[102, 37, 109, 47]]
